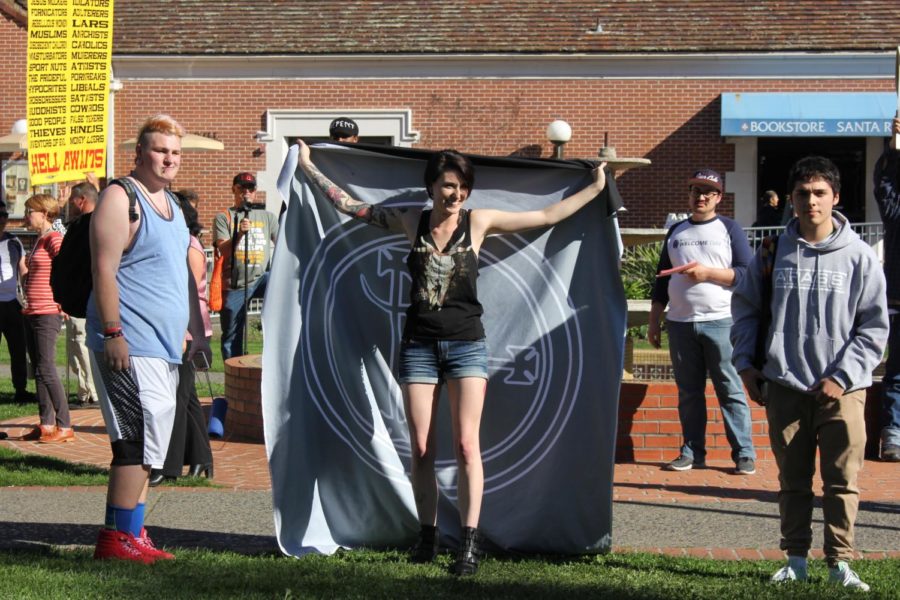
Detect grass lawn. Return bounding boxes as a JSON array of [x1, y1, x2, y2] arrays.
[[0, 548, 897, 599], [0, 378, 35, 422], [0, 445, 108, 487]]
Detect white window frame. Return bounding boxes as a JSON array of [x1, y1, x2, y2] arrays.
[[255, 109, 419, 212]]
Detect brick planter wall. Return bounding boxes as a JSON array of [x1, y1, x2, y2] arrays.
[[617, 381, 885, 463], [223, 355, 264, 442], [221, 358, 887, 458]]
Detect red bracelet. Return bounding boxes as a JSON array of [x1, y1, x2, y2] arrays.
[[103, 326, 123, 336]]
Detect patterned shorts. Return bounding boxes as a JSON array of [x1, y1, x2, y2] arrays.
[[90, 353, 179, 469]]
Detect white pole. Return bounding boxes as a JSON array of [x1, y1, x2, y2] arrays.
[[893, 46, 900, 150]]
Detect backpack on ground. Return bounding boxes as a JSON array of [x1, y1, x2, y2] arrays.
[[50, 178, 141, 318]]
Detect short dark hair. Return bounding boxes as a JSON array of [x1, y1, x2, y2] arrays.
[[787, 156, 841, 195], [175, 191, 202, 237], [424, 150, 474, 197], [177, 188, 199, 207], [70, 182, 99, 205]]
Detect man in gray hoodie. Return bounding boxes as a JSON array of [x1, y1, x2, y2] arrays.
[[731, 156, 887, 591]]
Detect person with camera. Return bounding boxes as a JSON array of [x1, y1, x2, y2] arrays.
[[213, 173, 279, 360]]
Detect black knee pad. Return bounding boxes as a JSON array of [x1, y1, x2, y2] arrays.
[[110, 440, 144, 466]]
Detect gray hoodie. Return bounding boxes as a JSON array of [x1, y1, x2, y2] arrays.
[[731, 213, 888, 393]]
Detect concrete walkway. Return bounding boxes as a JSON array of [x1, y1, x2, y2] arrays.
[[2, 406, 899, 559]]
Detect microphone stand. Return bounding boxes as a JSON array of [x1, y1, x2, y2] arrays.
[[241, 199, 252, 357]]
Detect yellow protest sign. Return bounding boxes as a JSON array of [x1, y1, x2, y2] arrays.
[[26, 0, 113, 186]]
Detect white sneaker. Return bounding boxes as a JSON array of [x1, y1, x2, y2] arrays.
[[829, 562, 870, 592], [770, 565, 806, 583]]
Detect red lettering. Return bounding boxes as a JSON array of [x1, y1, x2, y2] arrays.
[[61, 148, 104, 171], [30, 152, 60, 174]]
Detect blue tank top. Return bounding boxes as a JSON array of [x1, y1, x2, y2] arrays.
[[87, 185, 189, 362]]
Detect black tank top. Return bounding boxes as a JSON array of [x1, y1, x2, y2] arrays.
[[403, 209, 484, 340]]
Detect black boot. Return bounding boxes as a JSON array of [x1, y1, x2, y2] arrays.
[[409, 524, 439, 563], [148, 469, 170, 487], [451, 527, 480, 576], [188, 463, 214, 479]]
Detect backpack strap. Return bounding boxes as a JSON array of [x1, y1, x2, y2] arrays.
[[753, 233, 780, 369], [107, 178, 140, 223], [759, 234, 779, 279]]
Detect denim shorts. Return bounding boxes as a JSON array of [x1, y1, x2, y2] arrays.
[[399, 338, 489, 384]]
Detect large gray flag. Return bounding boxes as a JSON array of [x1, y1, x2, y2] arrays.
[[263, 143, 626, 557]]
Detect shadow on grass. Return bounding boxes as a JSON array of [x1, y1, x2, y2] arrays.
[[0, 522, 279, 555], [0, 447, 108, 477]]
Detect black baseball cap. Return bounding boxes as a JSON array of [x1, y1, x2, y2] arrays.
[[687, 168, 724, 192], [329, 117, 359, 139], [233, 172, 257, 188]]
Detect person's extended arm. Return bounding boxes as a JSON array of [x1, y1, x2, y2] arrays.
[[296, 140, 412, 233], [818, 253, 888, 400], [188, 244, 206, 294], [682, 264, 736, 286], [730, 250, 767, 404], [472, 164, 607, 236], [647, 230, 675, 348], [185, 246, 212, 368], [647, 301, 667, 349], [90, 184, 134, 371], [874, 117, 900, 223], [683, 218, 751, 287]]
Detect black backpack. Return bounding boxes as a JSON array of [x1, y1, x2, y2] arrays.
[[50, 178, 141, 317]]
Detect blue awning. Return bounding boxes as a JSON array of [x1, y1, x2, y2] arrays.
[[721, 92, 898, 137]]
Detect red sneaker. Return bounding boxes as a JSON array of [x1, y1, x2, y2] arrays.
[[93, 528, 155, 564], [134, 528, 175, 561]]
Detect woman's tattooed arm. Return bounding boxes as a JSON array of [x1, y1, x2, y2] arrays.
[[300, 158, 405, 231]]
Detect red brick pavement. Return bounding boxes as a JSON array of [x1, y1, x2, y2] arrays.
[[3, 403, 899, 559], [0, 403, 270, 491]]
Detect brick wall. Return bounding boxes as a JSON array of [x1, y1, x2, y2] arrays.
[[0, 16, 27, 229], [221, 363, 887, 460], [0, 15, 27, 150], [1, 11, 893, 230], [617, 381, 886, 463], [112, 77, 894, 231], [222, 355, 264, 442]]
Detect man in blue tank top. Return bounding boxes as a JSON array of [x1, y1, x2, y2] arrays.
[[87, 115, 198, 564]]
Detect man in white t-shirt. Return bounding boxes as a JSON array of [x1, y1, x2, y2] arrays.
[[648, 169, 756, 475]]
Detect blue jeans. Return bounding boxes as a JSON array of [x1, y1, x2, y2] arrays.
[[882, 312, 900, 448], [219, 272, 268, 361], [667, 318, 756, 463]]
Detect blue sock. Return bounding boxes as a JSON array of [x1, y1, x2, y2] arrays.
[[105, 504, 134, 533], [104, 504, 143, 536], [129, 503, 145, 537]]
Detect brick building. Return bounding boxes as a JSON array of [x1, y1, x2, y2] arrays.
[[2, 0, 899, 229]]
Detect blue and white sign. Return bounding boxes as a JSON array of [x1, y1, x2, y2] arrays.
[[721, 92, 898, 137]]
